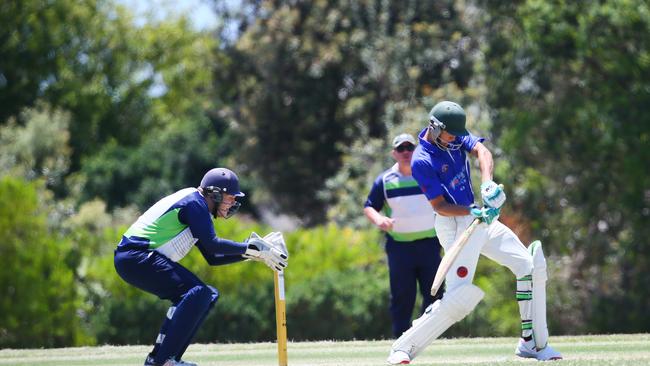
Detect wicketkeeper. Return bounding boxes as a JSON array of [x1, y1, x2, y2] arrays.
[[114, 168, 289, 366], [387, 101, 562, 364]]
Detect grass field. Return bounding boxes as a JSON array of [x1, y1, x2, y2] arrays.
[[1, 334, 649, 366]]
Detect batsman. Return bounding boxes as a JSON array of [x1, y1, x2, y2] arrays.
[[387, 101, 562, 364]]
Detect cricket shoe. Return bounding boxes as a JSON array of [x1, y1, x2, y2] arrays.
[[387, 350, 411, 364], [163, 359, 198, 366], [144, 354, 156, 366], [515, 338, 562, 361], [144, 355, 198, 366]]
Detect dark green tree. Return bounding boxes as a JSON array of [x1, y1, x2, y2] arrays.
[[214, 0, 477, 224], [481, 0, 650, 333], [79, 115, 230, 210], [1, 0, 224, 192], [0, 0, 153, 169]]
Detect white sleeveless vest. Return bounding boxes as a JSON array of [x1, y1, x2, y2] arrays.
[[382, 164, 437, 242]]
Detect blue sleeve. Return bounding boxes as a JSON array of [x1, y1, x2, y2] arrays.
[[412, 159, 443, 201], [179, 200, 248, 257], [196, 244, 248, 266], [462, 133, 485, 152], [364, 174, 385, 211]]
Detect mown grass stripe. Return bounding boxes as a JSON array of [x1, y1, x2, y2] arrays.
[[1, 334, 648, 366]]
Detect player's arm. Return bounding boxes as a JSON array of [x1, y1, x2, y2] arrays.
[[364, 206, 394, 232], [431, 195, 500, 224], [363, 177, 394, 231], [195, 247, 248, 266], [429, 195, 472, 217], [470, 141, 493, 183], [470, 141, 507, 209]]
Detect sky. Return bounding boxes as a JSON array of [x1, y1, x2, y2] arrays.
[[114, 0, 219, 30]]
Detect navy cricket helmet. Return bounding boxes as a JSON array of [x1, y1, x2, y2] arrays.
[[200, 168, 244, 218], [200, 168, 245, 197]]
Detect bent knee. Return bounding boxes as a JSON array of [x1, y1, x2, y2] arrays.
[[187, 285, 219, 304]]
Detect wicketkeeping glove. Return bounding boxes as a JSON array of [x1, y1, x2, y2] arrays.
[[481, 181, 506, 209], [263, 231, 289, 256], [244, 232, 289, 272], [470, 205, 501, 225]]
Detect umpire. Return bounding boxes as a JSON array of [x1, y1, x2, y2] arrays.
[[363, 133, 443, 337]]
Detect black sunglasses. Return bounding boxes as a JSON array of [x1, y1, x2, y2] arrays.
[[395, 144, 415, 152]]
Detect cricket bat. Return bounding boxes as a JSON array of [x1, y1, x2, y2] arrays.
[[265, 231, 289, 366]]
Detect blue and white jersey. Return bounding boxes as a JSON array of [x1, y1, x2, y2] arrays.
[[365, 164, 437, 242], [118, 188, 247, 262], [411, 128, 484, 207]]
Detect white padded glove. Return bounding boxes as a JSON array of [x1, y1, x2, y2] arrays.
[[263, 231, 289, 257], [244, 232, 288, 272], [481, 181, 506, 209]]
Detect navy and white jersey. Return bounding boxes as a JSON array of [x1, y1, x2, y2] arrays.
[[365, 164, 437, 242], [117, 188, 247, 262], [411, 128, 484, 207]]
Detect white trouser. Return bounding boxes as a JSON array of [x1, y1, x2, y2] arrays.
[[437, 215, 552, 346], [434, 215, 533, 292], [389, 215, 550, 363]]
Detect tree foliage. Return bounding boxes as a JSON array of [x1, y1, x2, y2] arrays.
[[79, 115, 227, 210], [1, 0, 151, 167], [0, 103, 71, 191], [0, 177, 89, 347], [1, 0, 224, 198], [214, 0, 477, 224], [481, 0, 650, 332]]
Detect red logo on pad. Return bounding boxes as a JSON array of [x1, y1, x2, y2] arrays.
[[457, 266, 468, 278]]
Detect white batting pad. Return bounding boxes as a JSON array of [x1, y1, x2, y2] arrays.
[[530, 240, 549, 349], [390, 284, 484, 360]]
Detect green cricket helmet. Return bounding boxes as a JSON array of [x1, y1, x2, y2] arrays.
[[428, 101, 468, 150], [428, 101, 469, 136]]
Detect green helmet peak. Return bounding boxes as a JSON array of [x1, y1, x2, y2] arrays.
[[428, 101, 469, 136]]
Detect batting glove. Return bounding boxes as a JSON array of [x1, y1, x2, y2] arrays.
[[470, 205, 501, 225], [481, 181, 506, 209]]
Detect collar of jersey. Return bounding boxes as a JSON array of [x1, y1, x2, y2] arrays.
[[389, 163, 403, 176], [417, 128, 441, 155]]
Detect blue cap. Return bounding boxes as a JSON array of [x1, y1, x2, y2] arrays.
[[200, 168, 245, 197]]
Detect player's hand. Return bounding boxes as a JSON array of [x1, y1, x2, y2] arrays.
[[244, 232, 288, 272], [481, 181, 506, 209], [375, 216, 394, 232], [263, 231, 290, 259], [470, 205, 500, 225]]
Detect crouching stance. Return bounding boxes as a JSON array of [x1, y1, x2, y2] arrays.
[[114, 168, 288, 366], [387, 102, 561, 364]]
